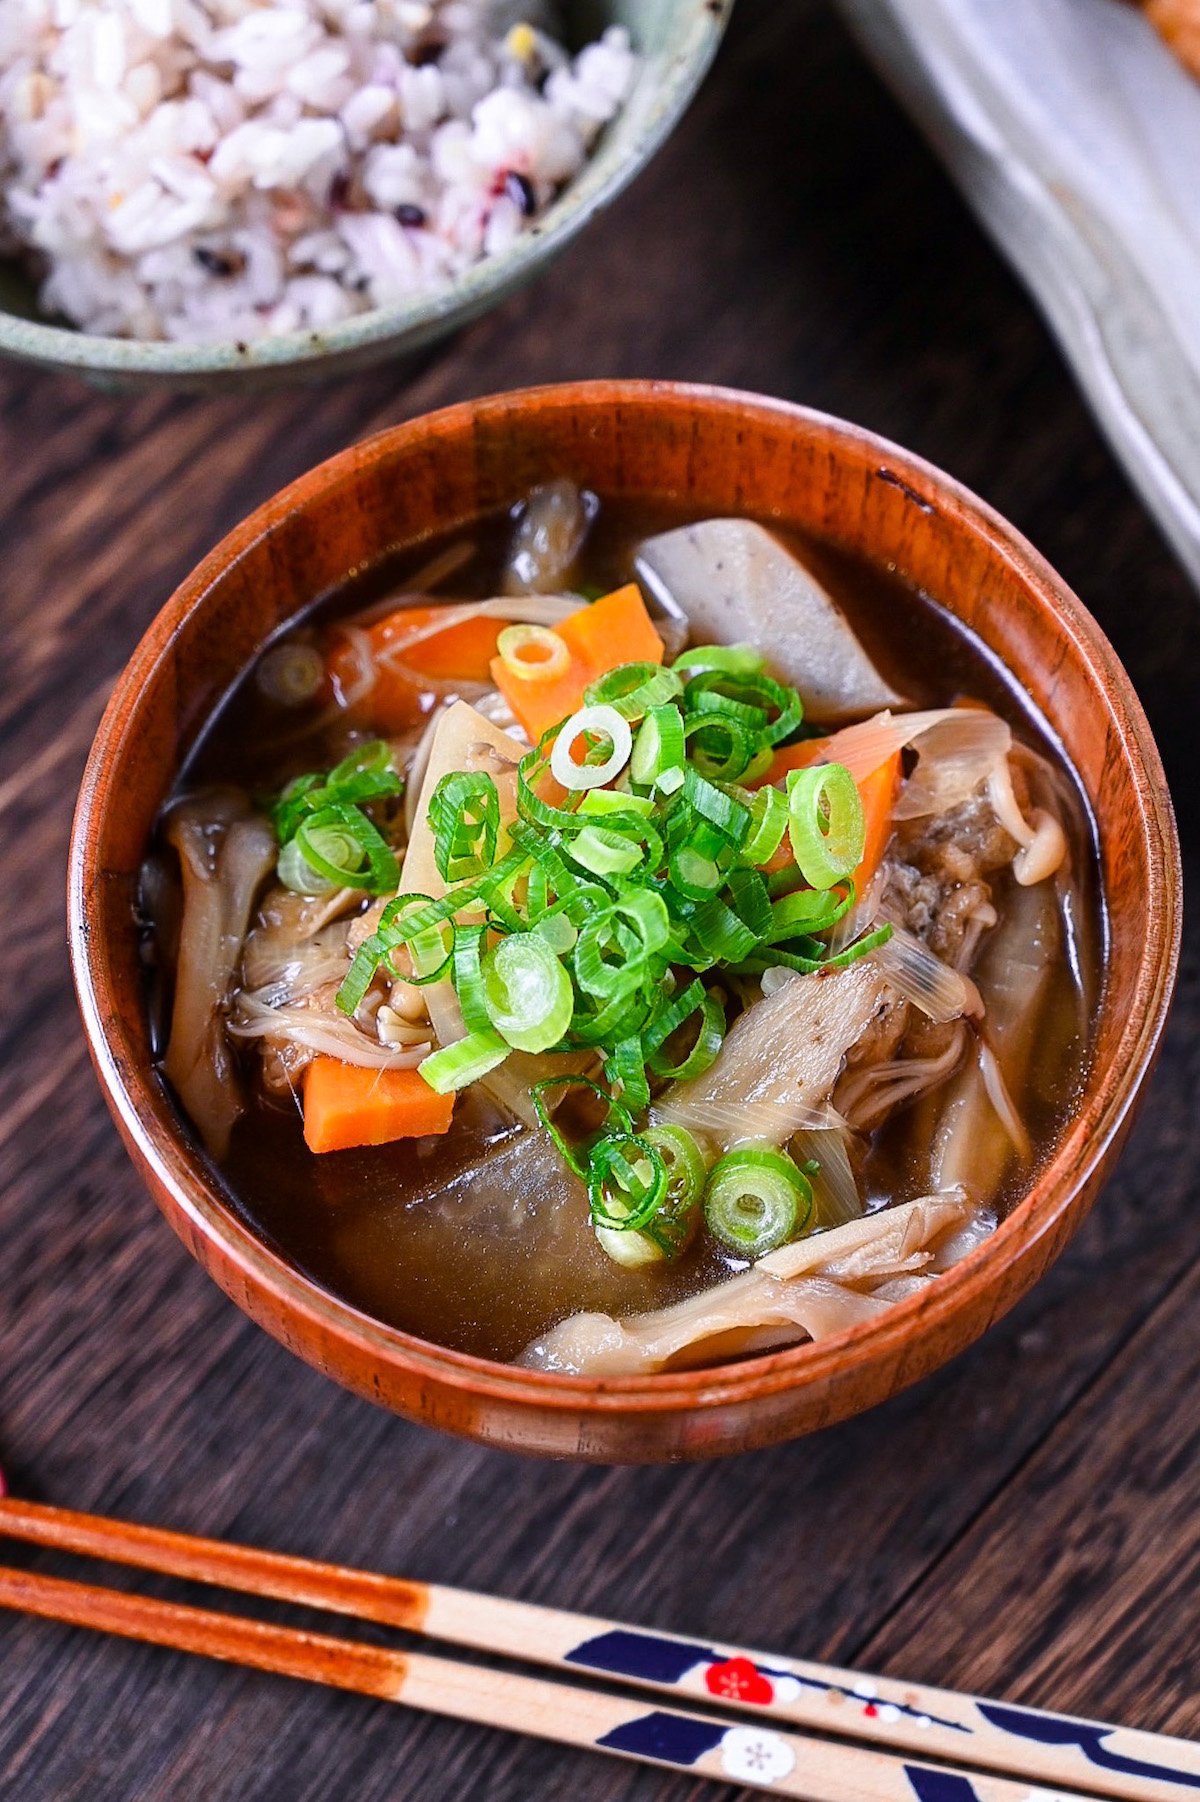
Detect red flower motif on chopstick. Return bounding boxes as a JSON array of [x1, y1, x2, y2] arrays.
[[705, 1658, 774, 1705]]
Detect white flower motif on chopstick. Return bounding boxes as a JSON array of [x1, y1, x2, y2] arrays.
[[719, 1725, 796, 1782]]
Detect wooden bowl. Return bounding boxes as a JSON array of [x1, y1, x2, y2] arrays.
[[68, 382, 1181, 1460]]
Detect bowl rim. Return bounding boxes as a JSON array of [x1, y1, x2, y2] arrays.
[[69, 379, 1182, 1419], [0, 2, 728, 379]]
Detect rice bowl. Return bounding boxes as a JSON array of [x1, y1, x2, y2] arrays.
[[0, 1, 728, 386]]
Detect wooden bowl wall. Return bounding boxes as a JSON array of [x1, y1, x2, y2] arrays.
[[68, 382, 1180, 1460]]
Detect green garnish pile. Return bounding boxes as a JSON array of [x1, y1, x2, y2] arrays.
[[271, 741, 403, 897], [318, 642, 889, 1264]]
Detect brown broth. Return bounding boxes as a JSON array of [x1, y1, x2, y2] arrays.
[[164, 499, 1104, 1363]]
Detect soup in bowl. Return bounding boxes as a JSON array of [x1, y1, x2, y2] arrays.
[[69, 383, 1179, 1459]]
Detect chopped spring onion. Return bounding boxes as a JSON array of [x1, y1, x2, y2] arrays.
[[786, 761, 866, 890], [530, 905, 579, 956], [743, 785, 789, 865], [704, 1145, 813, 1256], [585, 661, 683, 719], [578, 787, 655, 819], [587, 1132, 669, 1233], [480, 931, 574, 1054], [570, 824, 645, 878], [685, 685, 768, 731], [643, 1125, 707, 1242], [256, 640, 325, 707], [419, 1029, 510, 1093], [531, 1075, 633, 1177], [765, 881, 854, 944], [684, 668, 803, 746], [428, 771, 500, 883], [277, 837, 340, 896], [643, 979, 725, 1081], [630, 703, 686, 787], [742, 745, 775, 786], [589, 1120, 707, 1268], [496, 623, 571, 683], [517, 745, 588, 833], [294, 805, 397, 894], [681, 766, 751, 845], [673, 643, 765, 678], [684, 713, 757, 782], [574, 891, 670, 1000], [377, 646, 891, 1191], [668, 845, 722, 899], [271, 741, 402, 897], [606, 1035, 650, 1117], [452, 923, 491, 1031], [549, 704, 633, 791]]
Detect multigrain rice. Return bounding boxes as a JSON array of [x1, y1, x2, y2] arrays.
[[0, 2, 636, 342]]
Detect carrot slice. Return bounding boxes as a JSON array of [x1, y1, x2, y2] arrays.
[[558, 583, 664, 671], [327, 607, 504, 732], [302, 1058, 454, 1154], [753, 737, 901, 896], [489, 645, 593, 745], [378, 609, 500, 682], [490, 583, 664, 743]]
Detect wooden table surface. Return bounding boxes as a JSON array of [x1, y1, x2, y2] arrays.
[[0, 4, 1196, 1797]]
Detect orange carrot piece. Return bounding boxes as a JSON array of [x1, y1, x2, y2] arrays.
[[374, 608, 501, 682], [302, 1059, 454, 1154], [489, 646, 593, 745], [853, 753, 902, 892], [753, 737, 901, 896], [490, 583, 663, 743], [326, 607, 504, 732], [557, 583, 664, 671]]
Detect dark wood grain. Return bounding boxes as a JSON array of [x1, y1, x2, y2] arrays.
[[0, 0, 1196, 1795]]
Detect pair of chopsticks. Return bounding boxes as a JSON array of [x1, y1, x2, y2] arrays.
[[0, 1498, 1194, 1801]]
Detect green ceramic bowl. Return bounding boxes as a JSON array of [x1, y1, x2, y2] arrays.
[[0, 0, 729, 392]]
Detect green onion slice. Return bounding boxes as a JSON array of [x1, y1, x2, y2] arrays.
[[643, 979, 725, 1081], [496, 623, 570, 684], [683, 714, 757, 783], [531, 1076, 634, 1178], [569, 824, 645, 879], [606, 1035, 650, 1118], [573, 890, 670, 1001], [296, 804, 398, 895], [549, 704, 633, 791], [765, 880, 854, 944], [517, 747, 587, 834], [743, 785, 789, 865], [419, 1029, 510, 1094], [277, 837, 340, 897], [704, 1146, 813, 1257], [578, 787, 655, 819], [668, 845, 722, 900], [584, 662, 683, 719], [451, 923, 491, 1032], [428, 770, 500, 883], [673, 643, 765, 678], [592, 1123, 704, 1266], [480, 931, 574, 1055], [641, 1123, 707, 1256], [786, 761, 866, 889], [682, 766, 751, 846], [272, 741, 401, 843], [630, 704, 686, 787], [587, 1132, 669, 1233]]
